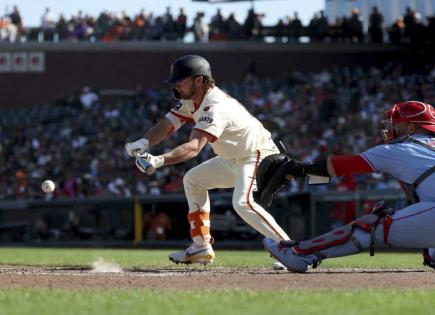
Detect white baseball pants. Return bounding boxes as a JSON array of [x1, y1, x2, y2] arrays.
[[183, 150, 290, 246]]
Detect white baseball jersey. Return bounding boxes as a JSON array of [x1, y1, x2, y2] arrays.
[[165, 86, 273, 160]]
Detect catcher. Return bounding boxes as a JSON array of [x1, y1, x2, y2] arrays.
[[255, 101, 435, 272]]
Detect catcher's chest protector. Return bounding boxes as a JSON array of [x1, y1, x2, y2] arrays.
[[392, 136, 435, 203]]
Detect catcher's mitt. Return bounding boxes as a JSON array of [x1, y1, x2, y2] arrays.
[[253, 153, 294, 209]]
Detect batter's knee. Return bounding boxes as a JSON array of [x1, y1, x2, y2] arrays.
[[232, 197, 249, 214], [183, 166, 209, 191], [183, 168, 195, 189]]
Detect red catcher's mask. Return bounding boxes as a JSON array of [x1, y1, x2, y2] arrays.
[[381, 101, 435, 143]]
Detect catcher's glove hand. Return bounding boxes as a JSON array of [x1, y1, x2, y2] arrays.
[[253, 154, 291, 209], [253, 153, 304, 209]]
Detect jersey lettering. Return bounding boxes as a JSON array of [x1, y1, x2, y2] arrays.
[[173, 101, 183, 111], [198, 116, 214, 124]]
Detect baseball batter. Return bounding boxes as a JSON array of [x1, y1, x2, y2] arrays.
[[258, 101, 435, 272], [125, 55, 289, 265]]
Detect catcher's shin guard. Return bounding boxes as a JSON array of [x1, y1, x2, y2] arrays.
[[292, 201, 394, 259]]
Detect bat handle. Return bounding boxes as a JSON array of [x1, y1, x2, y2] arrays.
[[133, 151, 152, 171]]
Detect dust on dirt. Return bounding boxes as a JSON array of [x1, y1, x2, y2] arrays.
[[1, 266, 434, 290]]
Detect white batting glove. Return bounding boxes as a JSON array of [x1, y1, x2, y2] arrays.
[[125, 138, 150, 156], [135, 153, 165, 175]]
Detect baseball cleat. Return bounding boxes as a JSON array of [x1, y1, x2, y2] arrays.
[[169, 243, 215, 265], [272, 261, 286, 270], [263, 237, 314, 273]]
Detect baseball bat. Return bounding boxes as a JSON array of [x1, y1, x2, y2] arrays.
[[133, 151, 152, 171]]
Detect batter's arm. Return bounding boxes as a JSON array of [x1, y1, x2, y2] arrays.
[[144, 117, 175, 147], [161, 129, 209, 165]]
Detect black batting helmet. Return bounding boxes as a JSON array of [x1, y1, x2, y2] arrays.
[[165, 55, 212, 84]]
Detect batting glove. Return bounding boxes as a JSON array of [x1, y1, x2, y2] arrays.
[[135, 153, 165, 175], [125, 138, 150, 156]]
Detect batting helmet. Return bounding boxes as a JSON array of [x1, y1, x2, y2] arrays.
[[382, 101, 435, 142], [165, 55, 212, 84]]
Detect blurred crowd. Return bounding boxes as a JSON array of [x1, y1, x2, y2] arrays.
[[2, 63, 435, 201], [1, 5, 435, 44]]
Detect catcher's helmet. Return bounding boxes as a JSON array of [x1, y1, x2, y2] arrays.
[[165, 55, 212, 84], [382, 101, 435, 142]]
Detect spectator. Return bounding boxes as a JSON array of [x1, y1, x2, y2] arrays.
[[226, 13, 242, 40], [307, 13, 319, 41], [408, 12, 426, 46], [176, 8, 187, 41], [252, 13, 264, 41], [317, 10, 329, 41], [368, 6, 383, 43], [403, 6, 416, 43], [347, 7, 364, 42], [41, 7, 55, 41], [79, 86, 99, 109], [275, 18, 286, 42], [330, 16, 345, 42], [388, 16, 405, 44], [289, 12, 303, 42], [143, 208, 172, 240], [7, 6, 435, 45], [243, 8, 256, 39], [332, 175, 357, 228], [210, 8, 226, 40], [2, 64, 435, 200], [132, 9, 146, 40], [8, 6, 23, 40], [162, 6, 176, 40], [0, 16, 18, 42], [192, 12, 207, 42]]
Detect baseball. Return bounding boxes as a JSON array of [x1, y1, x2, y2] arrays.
[[41, 180, 55, 193]]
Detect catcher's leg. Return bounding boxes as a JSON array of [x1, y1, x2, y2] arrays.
[[232, 151, 290, 242], [264, 202, 435, 272], [169, 157, 235, 265]]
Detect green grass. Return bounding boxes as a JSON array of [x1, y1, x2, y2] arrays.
[[0, 247, 424, 269], [1, 289, 435, 315], [0, 248, 430, 315]]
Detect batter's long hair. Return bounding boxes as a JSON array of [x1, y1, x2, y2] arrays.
[[201, 75, 215, 88]]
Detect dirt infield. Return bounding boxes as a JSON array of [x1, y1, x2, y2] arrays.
[[1, 266, 435, 290]]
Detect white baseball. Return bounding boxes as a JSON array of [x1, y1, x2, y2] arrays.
[[41, 180, 55, 193]]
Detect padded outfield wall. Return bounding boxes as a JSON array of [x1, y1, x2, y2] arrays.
[[0, 41, 423, 107]]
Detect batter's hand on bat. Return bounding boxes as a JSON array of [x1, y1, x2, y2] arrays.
[[135, 152, 165, 175], [125, 138, 150, 156]]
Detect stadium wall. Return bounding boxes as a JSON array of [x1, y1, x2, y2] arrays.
[[0, 42, 420, 107]]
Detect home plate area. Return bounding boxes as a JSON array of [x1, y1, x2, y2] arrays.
[[0, 266, 434, 290]]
